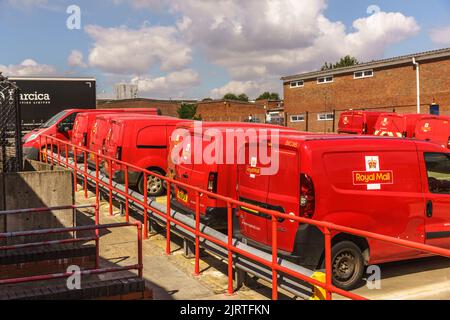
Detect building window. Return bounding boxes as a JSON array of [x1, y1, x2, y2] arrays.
[[354, 69, 374, 79], [317, 76, 333, 84], [290, 80, 304, 88], [290, 114, 305, 122], [317, 112, 334, 121]]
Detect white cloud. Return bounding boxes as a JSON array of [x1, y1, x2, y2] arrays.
[[85, 24, 192, 75], [0, 59, 56, 76], [130, 0, 419, 97], [131, 68, 200, 99], [67, 50, 87, 68], [211, 79, 279, 99], [430, 26, 450, 45]]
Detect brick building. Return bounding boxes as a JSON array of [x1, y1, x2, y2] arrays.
[[97, 98, 196, 117], [194, 99, 267, 122], [97, 98, 268, 123], [281, 48, 450, 132]]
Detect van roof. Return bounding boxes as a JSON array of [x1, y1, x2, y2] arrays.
[[272, 133, 449, 152], [112, 116, 181, 126], [177, 121, 290, 130]]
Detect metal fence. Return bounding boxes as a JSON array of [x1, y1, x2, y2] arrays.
[[0, 74, 22, 173]]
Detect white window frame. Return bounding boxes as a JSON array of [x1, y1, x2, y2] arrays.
[[290, 80, 304, 88], [354, 69, 374, 79], [317, 76, 333, 84], [290, 114, 305, 123], [317, 112, 334, 121]]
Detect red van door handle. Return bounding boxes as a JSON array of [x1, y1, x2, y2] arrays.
[[426, 200, 433, 218]]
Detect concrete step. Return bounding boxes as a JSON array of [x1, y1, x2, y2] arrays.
[[0, 276, 150, 300]]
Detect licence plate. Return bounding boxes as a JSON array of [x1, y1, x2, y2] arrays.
[[177, 190, 188, 203]]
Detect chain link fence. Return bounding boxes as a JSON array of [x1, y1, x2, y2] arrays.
[[0, 74, 23, 173]]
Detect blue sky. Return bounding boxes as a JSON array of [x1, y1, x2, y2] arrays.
[[0, 0, 449, 100]]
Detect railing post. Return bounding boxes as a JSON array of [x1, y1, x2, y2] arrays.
[[166, 181, 171, 255], [227, 202, 234, 295], [324, 227, 333, 300], [137, 222, 143, 278], [95, 154, 99, 210], [57, 140, 61, 165], [125, 165, 129, 223], [108, 159, 113, 216], [193, 191, 200, 276], [271, 214, 278, 300], [44, 136, 48, 164], [65, 144, 69, 168], [94, 203, 100, 269], [73, 146, 78, 192], [143, 172, 148, 240], [38, 135, 42, 162], [83, 151, 88, 198]]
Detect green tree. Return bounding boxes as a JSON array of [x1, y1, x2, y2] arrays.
[[321, 55, 359, 71], [177, 103, 201, 120], [223, 93, 249, 102], [202, 97, 213, 101], [256, 92, 280, 100], [237, 93, 249, 102], [223, 93, 239, 101]]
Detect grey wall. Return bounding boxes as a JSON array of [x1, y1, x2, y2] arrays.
[[0, 160, 74, 244]]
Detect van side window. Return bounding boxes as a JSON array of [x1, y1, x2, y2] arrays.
[[424, 153, 450, 194], [59, 112, 78, 130]]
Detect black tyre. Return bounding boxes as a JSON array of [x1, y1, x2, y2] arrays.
[[331, 241, 365, 291], [138, 169, 165, 197]]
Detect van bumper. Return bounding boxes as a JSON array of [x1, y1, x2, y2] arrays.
[[170, 197, 228, 230], [240, 224, 324, 269], [23, 147, 39, 160], [102, 168, 141, 187]]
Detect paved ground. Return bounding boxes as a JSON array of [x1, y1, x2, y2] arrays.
[[75, 187, 450, 300]]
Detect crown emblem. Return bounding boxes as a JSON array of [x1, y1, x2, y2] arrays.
[[368, 160, 377, 169]]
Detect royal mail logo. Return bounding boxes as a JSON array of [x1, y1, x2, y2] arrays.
[[353, 170, 394, 185], [421, 122, 431, 133], [246, 166, 261, 176], [353, 156, 393, 190], [343, 116, 349, 125]]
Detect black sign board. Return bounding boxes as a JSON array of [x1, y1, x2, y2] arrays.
[[9, 77, 96, 127]]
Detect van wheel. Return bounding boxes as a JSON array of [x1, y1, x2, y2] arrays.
[[331, 241, 364, 291], [139, 169, 165, 197]]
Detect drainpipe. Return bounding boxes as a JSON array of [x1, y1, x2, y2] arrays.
[[412, 57, 421, 114]]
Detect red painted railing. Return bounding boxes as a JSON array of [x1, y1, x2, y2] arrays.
[[0, 204, 143, 285], [38, 134, 450, 300]]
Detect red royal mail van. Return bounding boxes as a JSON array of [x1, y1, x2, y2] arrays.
[[103, 116, 189, 196], [236, 134, 450, 290], [374, 113, 430, 138], [22, 108, 160, 160], [71, 108, 159, 161], [170, 122, 304, 229], [22, 109, 95, 160], [337, 111, 394, 135], [415, 116, 450, 149]]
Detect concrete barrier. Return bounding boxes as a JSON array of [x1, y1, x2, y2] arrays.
[[0, 160, 75, 244]]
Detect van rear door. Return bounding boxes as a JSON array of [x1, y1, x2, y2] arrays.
[[266, 146, 300, 252], [237, 142, 271, 245], [416, 118, 450, 148]]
